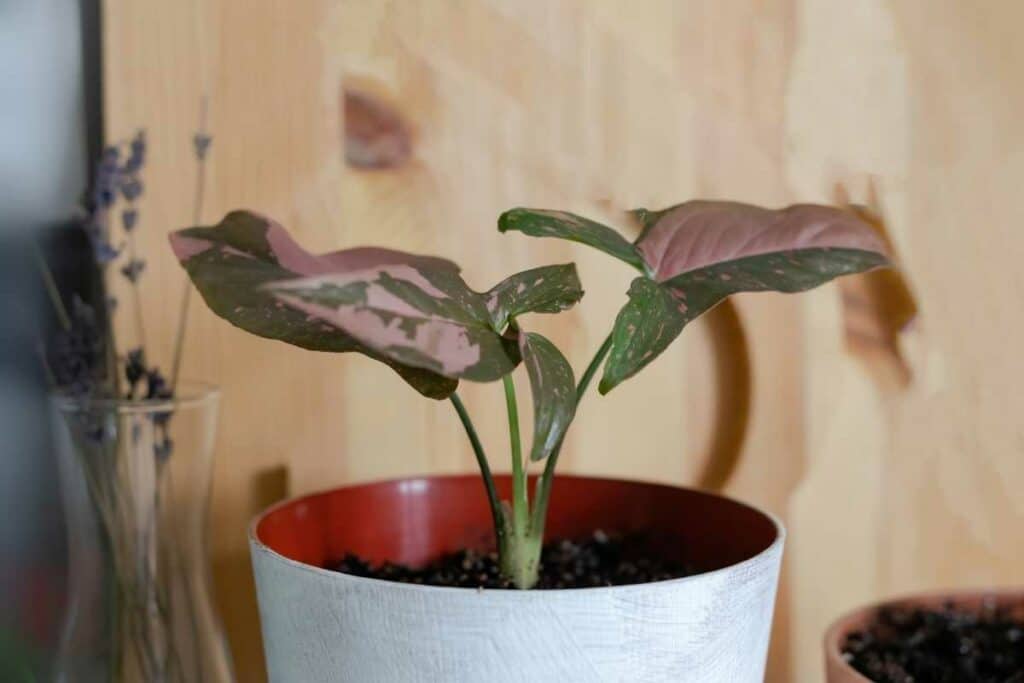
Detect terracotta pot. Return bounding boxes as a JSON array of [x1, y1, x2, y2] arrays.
[[823, 588, 1024, 682], [250, 474, 784, 683]]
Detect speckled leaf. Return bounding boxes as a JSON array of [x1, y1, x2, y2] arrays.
[[599, 278, 688, 395], [519, 332, 576, 462], [599, 202, 890, 393], [484, 263, 583, 330], [268, 269, 519, 383], [170, 211, 468, 397], [498, 208, 647, 273], [632, 201, 889, 282]]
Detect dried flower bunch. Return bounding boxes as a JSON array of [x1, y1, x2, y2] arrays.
[[172, 200, 889, 588], [38, 115, 212, 472], [42, 125, 211, 405]]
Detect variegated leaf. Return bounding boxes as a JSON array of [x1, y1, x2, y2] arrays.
[[484, 263, 583, 330], [632, 201, 889, 282], [170, 211, 466, 397], [519, 332, 576, 462], [497, 201, 889, 393], [172, 211, 586, 394], [599, 202, 890, 392], [498, 208, 647, 273], [268, 270, 518, 383], [599, 278, 688, 395]]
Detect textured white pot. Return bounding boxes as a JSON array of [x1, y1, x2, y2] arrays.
[[250, 475, 784, 683]]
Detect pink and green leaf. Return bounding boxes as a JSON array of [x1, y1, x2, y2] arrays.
[[497, 201, 890, 394], [519, 332, 576, 462], [598, 202, 890, 392], [267, 271, 519, 383], [632, 201, 889, 283], [599, 245, 888, 392], [484, 263, 584, 331], [170, 211, 462, 397], [599, 278, 688, 394], [498, 208, 647, 273], [171, 210, 586, 395]]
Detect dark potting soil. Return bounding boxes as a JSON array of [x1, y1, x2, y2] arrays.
[[841, 602, 1024, 683], [331, 530, 692, 589]]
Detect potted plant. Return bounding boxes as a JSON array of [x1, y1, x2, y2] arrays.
[[824, 589, 1024, 682], [171, 200, 889, 682]]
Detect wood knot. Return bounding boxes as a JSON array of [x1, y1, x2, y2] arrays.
[[343, 89, 412, 170]]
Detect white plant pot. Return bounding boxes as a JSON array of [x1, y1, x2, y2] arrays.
[[249, 475, 784, 682]]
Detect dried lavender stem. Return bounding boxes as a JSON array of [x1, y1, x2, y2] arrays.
[[170, 98, 210, 392], [33, 246, 72, 331], [126, 226, 148, 353], [103, 265, 123, 398], [36, 342, 58, 388]]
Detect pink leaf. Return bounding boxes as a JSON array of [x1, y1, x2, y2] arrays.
[[635, 201, 889, 282]]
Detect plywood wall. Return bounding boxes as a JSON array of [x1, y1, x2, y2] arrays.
[[102, 1, 1024, 680]]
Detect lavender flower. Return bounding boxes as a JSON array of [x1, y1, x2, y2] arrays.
[[146, 368, 171, 401], [89, 235, 123, 265], [193, 132, 212, 161], [79, 130, 148, 268], [125, 348, 146, 396], [83, 142, 128, 266], [49, 295, 105, 398], [120, 177, 144, 202], [121, 208, 138, 232], [147, 366, 176, 461], [94, 146, 120, 209], [124, 130, 146, 172], [120, 258, 146, 283]]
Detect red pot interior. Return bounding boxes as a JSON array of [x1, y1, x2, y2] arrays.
[[824, 589, 1024, 683], [254, 474, 778, 573]]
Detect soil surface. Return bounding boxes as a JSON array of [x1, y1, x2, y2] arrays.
[[331, 530, 691, 589], [841, 602, 1024, 683]]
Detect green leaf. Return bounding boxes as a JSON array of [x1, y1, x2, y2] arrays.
[[484, 263, 584, 330], [599, 278, 688, 394], [498, 208, 647, 273], [518, 332, 576, 462]]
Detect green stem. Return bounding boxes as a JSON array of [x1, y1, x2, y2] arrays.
[[502, 375, 528, 535], [449, 393, 503, 548], [575, 333, 615, 403], [499, 374, 542, 588], [530, 333, 613, 536]]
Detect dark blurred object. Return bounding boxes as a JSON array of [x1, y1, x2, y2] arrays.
[[0, 0, 102, 679]]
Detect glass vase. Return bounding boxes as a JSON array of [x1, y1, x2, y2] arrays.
[[52, 382, 234, 682]]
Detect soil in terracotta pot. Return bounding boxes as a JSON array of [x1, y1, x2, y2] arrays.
[[841, 602, 1024, 683], [332, 530, 692, 589]]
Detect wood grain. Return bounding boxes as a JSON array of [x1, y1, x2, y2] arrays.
[[102, 1, 1024, 680]]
